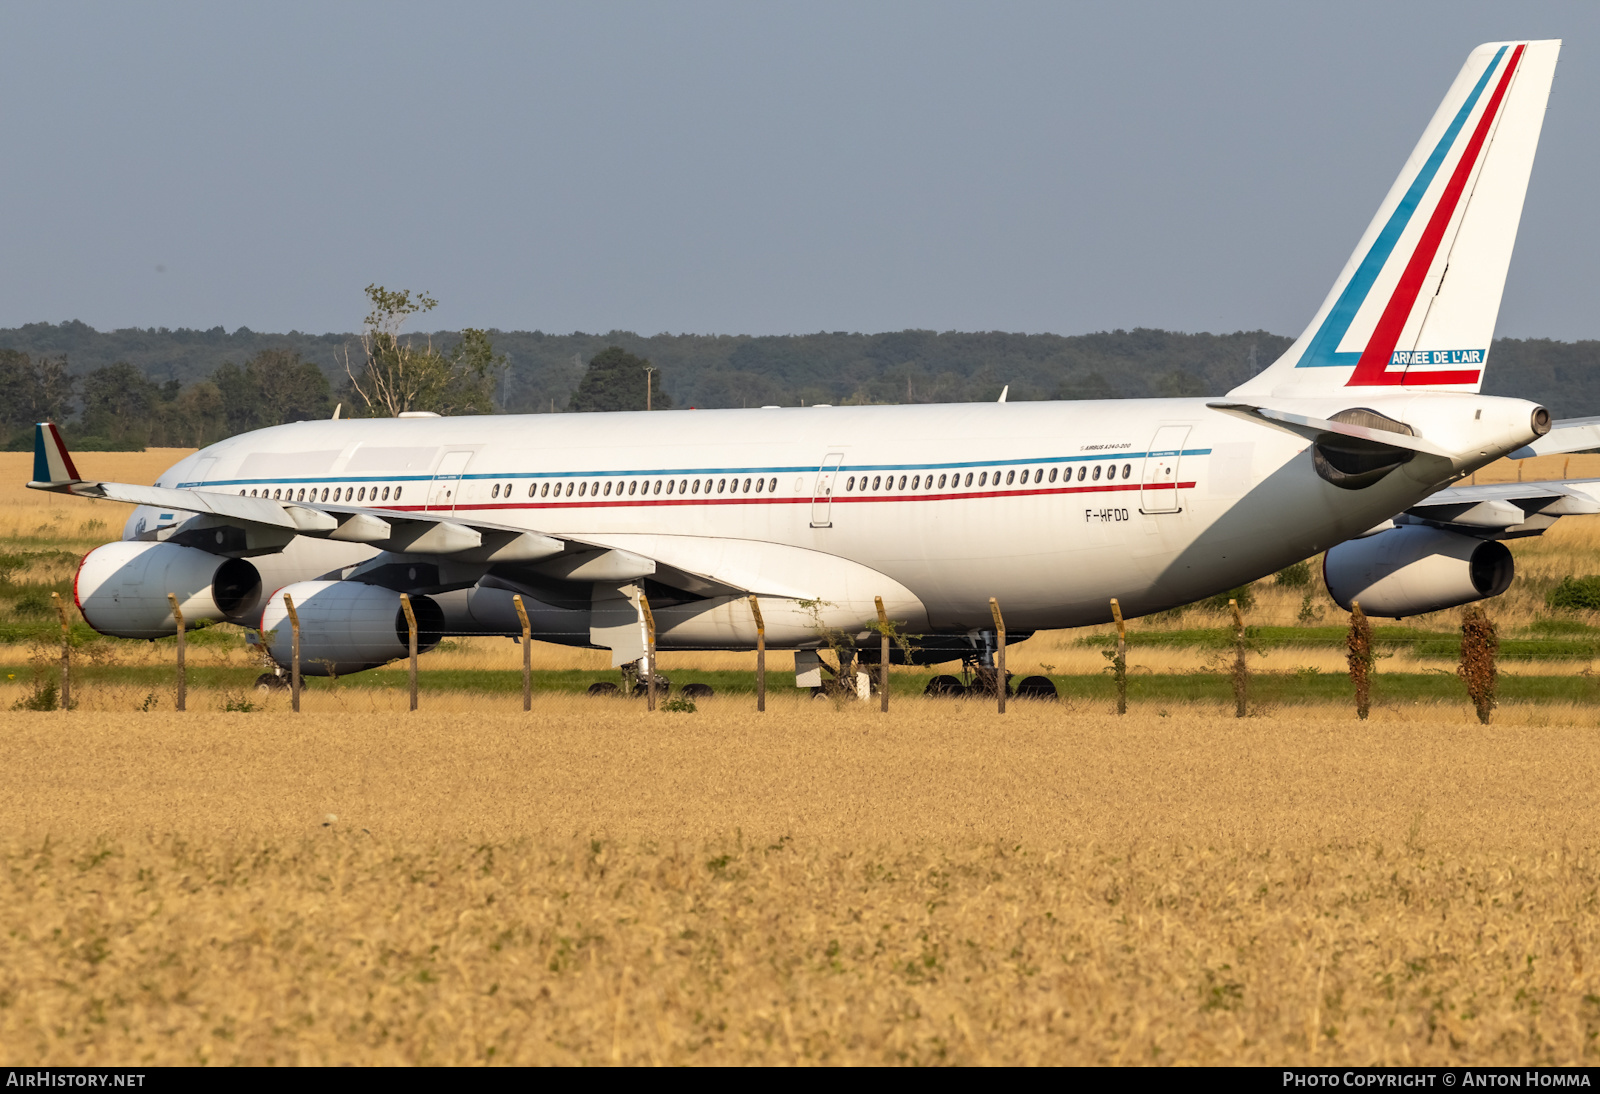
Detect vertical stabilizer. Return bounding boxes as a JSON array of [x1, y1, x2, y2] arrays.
[[1232, 40, 1559, 399]]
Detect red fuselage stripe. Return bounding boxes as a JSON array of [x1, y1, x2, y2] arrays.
[[379, 480, 1198, 514]]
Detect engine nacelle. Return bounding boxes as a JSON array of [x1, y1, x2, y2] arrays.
[[261, 580, 444, 675], [1323, 526, 1514, 618], [76, 541, 262, 638]]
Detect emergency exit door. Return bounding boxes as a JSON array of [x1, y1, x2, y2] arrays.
[[427, 451, 475, 512]]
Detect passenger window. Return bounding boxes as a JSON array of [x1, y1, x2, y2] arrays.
[[666, 480, 675, 494], [382, 487, 391, 501], [493, 483, 501, 499], [1107, 465, 1117, 480], [980, 472, 989, 487], [394, 486, 402, 500], [742, 478, 751, 492], [691, 480, 700, 494], [504, 482, 512, 497], [1005, 470, 1014, 485], [625, 481, 634, 496], [869, 475, 878, 490], [1049, 468, 1057, 483], [653, 480, 662, 495], [846, 476, 855, 490], [910, 475, 919, 490], [718, 478, 727, 493], [579, 482, 587, 497], [768, 478, 777, 492], [1077, 466, 1087, 482], [1123, 463, 1132, 479], [1092, 466, 1102, 481]]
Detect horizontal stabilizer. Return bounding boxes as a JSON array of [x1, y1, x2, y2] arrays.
[[1206, 401, 1455, 458]]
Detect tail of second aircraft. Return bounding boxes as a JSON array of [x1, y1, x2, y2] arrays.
[[1231, 40, 1560, 401]]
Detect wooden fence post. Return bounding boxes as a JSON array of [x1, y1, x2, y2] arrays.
[[640, 592, 657, 711], [400, 593, 418, 712], [167, 593, 186, 712], [513, 594, 532, 711], [283, 593, 302, 713], [989, 597, 1006, 715], [875, 596, 890, 713], [749, 595, 765, 712], [51, 592, 70, 711], [1110, 597, 1127, 715]]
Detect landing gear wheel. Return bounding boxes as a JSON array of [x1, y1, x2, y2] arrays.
[[1014, 675, 1059, 701], [679, 682, 715, 699], [924, 675, 965, 698], [254, 673, 289, 692], [631, 675, 672, 699], [587, 681, 621, 697]]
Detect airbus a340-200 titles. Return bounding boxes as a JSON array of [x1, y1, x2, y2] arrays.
[[36, 40, 1600, 694]]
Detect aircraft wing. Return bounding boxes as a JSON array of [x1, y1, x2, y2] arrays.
[[1508, 415, 1600, 458], [1392, 477, 1600, 538], [26, 421, 750, 597]]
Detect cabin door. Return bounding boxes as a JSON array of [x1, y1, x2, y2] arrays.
[[810, 453, 845, 528], [1139, 425, 1190, 514]]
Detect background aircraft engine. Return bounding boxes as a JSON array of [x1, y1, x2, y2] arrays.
[[1322, 526, 1514, 618], [261, 580, 445, 675], [75, 541, 258, 638]]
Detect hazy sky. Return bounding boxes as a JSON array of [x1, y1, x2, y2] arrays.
[[4, 2, 1599, 339]]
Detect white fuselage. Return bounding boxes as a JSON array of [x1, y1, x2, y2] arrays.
[[123, 393, 1540, 647]]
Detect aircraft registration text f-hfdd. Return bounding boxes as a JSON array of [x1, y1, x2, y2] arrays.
[[33, 39, 1600, 683]]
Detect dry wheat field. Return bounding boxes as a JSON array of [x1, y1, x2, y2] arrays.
[[5, 451, 1600, 1065], [4, 700, 1600, 1066]]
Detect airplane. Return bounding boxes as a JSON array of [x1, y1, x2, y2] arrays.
[[32, 39, 1600, 694]]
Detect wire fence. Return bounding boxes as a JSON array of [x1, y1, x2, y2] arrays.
[[2, 590, 1518, 720]]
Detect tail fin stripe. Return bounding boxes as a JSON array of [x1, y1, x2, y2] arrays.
[[1347, 43, 1525, 387], [47, 423, 80, 482], [1298, 45, 1509, 370]]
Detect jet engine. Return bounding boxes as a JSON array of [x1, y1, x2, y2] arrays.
[[76, 541, 263, 638], [1322, 525, 1514, 618], [261, 580, 445, 675]]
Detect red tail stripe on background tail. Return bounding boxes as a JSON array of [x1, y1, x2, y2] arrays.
[[48, 422, 81, 481]]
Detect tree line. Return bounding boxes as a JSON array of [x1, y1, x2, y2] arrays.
[[5, 301, 1600, 449]]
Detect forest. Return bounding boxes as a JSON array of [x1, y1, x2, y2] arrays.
[[0, 319, 1596, 449]]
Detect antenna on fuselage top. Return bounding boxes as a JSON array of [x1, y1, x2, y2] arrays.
[[997, 385, 1008, 403]]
